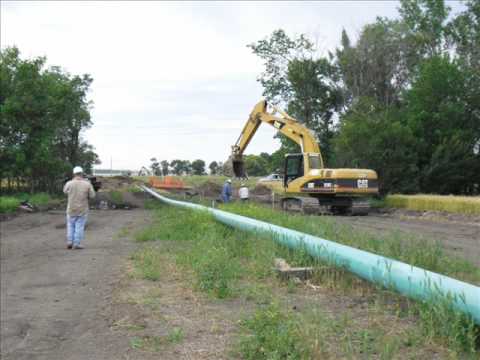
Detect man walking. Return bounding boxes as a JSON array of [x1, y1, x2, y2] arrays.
[[63, 166, 95, 249], [221, 179, 232, 203]]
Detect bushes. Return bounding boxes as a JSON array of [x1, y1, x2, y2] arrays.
[[0, 192, 55, 213], [0, 197, 21, 213]]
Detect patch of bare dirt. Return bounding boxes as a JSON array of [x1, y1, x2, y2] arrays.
[[96, 176, 138, 190], [379, 207, 480, 226], [251, 184, 272, 196], [109, 250, 252, 359], [333, 212, 480, 266]]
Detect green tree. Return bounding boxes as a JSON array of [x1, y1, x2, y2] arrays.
[[247, 29, 314, 105], [208, 161, 219, 175], [0, 47, 97, 193], [191, 159, 206, 175], [286, 58, 342, 162], [249, 30, 342, 164], [244, 154, 269, 176], [183, 160, 192, 175], [336, 19, 420, 108], [150, 157, 161, 176], [160, 160, 169, 176], [334, 98, 419, 194], [405, 56, 480, 193], [447, 0, 480, 70], [399, 0, 450, 57], [170, 159, 183, 175]]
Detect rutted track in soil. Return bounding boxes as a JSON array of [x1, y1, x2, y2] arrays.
[[332, 213, 480, 266]]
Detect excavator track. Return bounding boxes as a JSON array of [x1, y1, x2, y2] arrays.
[[348, 199, 370, 216], [281, 197, 370, 216]]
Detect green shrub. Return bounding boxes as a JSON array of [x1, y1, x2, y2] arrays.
[[109, 190, 123, 204], [0, 196, 21, 213]]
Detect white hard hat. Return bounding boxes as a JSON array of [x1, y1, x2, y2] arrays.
[[73, 166, 83, 174], [227, 179, 232, 183]]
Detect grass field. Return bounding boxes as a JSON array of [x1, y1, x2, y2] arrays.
[[386, 194, 480, 215], [131, 201, 479, 357]]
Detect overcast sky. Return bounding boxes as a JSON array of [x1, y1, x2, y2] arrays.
[[1, 1, 465, 170]]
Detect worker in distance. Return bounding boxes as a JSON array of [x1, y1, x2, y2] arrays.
[[63, 166, 96, 249]]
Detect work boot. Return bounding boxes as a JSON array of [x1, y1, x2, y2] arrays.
[[73, 245, 84, 250], [67, 243, 73, 249]]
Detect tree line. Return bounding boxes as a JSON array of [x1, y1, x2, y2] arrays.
[[1, 47, 99, 193], [149, 158, 224, 176], [248, 0, 480, 194], [148, 156, 282, 177]]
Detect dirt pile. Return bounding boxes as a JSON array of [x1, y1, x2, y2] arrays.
[[251, 184, 272, 196], [94, 176, 148, 209], [194, 180, 223, 197], [97, 176, 139, 191]]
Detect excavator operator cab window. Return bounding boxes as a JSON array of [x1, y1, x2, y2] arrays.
[[308, 154, 323, 169], [284, 154, 304, 187]]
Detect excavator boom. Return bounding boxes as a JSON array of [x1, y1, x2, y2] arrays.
[[229, 100, 322, 177]]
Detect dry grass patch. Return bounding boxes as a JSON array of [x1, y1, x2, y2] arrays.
[[386, 194, 480, 215]]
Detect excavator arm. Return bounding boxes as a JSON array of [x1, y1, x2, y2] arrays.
[[229, 100, 323, 177]]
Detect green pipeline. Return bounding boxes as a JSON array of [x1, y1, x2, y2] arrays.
[[140, 186, 480, 324]]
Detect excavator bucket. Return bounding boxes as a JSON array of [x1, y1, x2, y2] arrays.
[[224, 155, 247, 178]]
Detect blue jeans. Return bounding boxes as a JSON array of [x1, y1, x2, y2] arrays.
[[222, 195, 231, 203], [67, 214, 87, 246]]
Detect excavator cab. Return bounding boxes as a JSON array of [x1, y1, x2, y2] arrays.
[[284, 154, 304, 187]]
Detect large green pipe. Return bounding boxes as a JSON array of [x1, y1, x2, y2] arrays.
[[140, 186, 480, 324]]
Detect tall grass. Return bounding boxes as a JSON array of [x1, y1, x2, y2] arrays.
[[386, 194, 480, 215]]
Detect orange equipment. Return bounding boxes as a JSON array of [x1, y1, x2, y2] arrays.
[[148, 176, 189, 190]]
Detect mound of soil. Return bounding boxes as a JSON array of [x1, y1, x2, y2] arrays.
[[97, 176, 140, 191], [251, 184, 272, 196], [95, 190, 149, 210], [195, 180, 223, 197]]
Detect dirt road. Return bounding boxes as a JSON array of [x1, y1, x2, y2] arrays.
[[0, 209, 148, 360], [332, 212, 480, 265]]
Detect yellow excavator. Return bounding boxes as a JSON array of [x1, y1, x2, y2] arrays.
[[227, 100, 378, 215]]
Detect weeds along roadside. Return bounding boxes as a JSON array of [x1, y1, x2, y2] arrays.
[[131, 201, 479, 357], [161, 195, 479, 283], [0, 192, 59, 213]]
